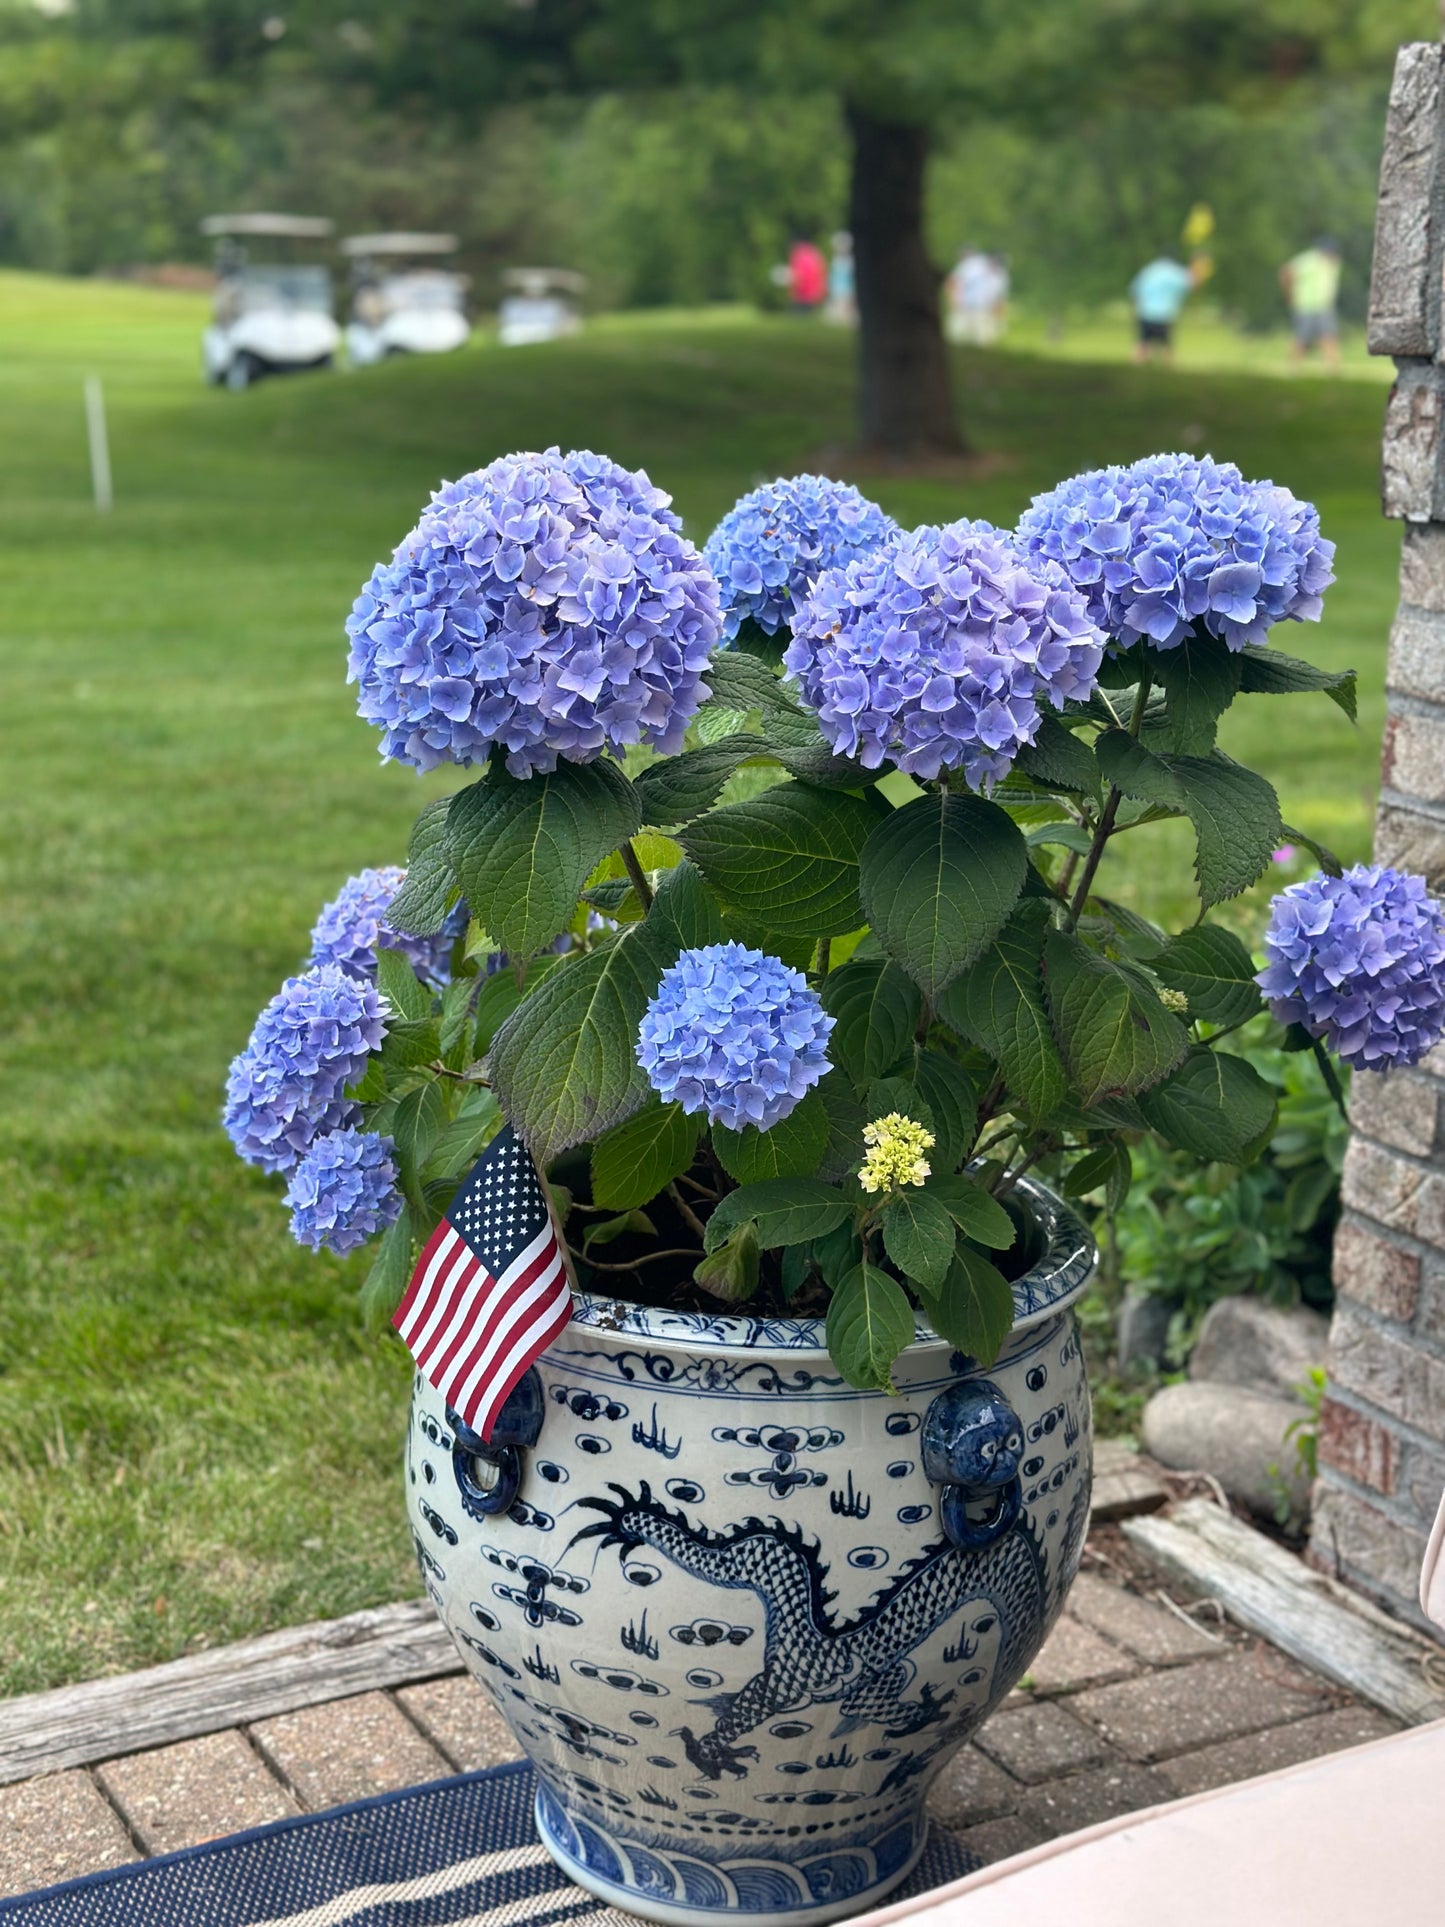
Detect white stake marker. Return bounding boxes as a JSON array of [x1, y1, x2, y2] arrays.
[[84, 375, 113, 512]]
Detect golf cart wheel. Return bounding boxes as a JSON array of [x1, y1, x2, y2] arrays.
[[225, 352, 260, 392]]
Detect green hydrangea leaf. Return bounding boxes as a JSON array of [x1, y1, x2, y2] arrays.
[[447, 757, 642, 961], [703, 1178, 850, 1253], [385, 797, 459, 936], [1149, 925, 1263, 1027], [714, 1085, 829, 1183], [1136, 1048, 1280, 1164], [860, 793, 1027, 1002], [825, 1261, 916, 1390], [939, 899, 1068, 1122], [906, 1051, 978, 1172], [1239, 648, 1357, 723], [1015, 714, 1101, 796], [591, 1097, 703, 1210], [918, 1243, 1014, 1365], [820, 956, 921, 1086], [360, 1207, 417, 1334], [376, 947, 431, 1024], [489, 864, 705, 1164], [1043, 927, 1188, 1103], [924, 1173, 1015, 1249], [694, 1222, 762, 1304], [1147, 631, 1243, 755], [881, 1189, 956, 1291], [681, 784, 875, 939], [1095, 732, 1281, 908]]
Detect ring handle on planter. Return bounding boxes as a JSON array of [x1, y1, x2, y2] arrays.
[[921, 1377, 1025, 1551], [448, 1368, 546, 1520]]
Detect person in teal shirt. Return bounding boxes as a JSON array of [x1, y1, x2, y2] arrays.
[[1129, 255, 1197, 363]]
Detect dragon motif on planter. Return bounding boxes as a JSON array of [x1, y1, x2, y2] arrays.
[[572, 1476, 1086, 1782]]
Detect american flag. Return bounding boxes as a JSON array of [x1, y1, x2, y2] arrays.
[[392, 1124, 572, 1441]]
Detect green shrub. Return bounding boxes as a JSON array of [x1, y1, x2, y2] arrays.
[[1101, 1023, 1348, 1364]]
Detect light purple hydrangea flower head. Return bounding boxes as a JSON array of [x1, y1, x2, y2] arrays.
[[704, 475, 899, 639], [308, 865, 464, 987], [284, 1127, 403, 1255], [637, 941, 834, 1131], [1015, 452, 1335, 653], [1256, 864, 1445, 1070], [784, 518, 1104, 788], [346, 447, 723, 778], [223, 963, 388, 1173]]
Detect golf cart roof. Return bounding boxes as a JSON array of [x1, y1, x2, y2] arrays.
[[201, 214, 335, 239], [502, 267, 588, 295], [342, 232, 460, 257]]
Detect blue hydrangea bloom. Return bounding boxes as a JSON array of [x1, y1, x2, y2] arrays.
[[223, 964, 388, 1174], [284, 1127, 403, 1255], [308, 865, 462, 987], [346, 447, 723, 777], [704, 475, 898, 639], [1015, 453, 1335, 652], [637, 942, 834, 1131], [784, 519, 1104, 788], [1257, 865, 1445, 1070]]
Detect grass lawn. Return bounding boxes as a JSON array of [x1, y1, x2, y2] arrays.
[[0, 273, 1399, 1693]]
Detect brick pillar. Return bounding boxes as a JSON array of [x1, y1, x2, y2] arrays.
[[1309, 41, 1445, 1629]]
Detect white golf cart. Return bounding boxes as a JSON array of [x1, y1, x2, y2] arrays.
[[343, 233, 470, 366], [200, 214, 341, 392], [496, 267, 587, 347]]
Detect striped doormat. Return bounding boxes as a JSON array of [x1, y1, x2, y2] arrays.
[[0, 1762, 980, 1927]]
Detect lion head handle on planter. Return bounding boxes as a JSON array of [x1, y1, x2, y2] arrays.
[[921, 1378, 1025, 1551]]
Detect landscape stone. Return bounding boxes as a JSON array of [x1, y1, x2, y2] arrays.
[[1142, 1382, 1311, 1520], [1188, 1296, 1328, 1398], [1116, 1290, 1173, 1369]]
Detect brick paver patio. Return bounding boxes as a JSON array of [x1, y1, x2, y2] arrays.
[[0, 1525, 1401, 1902]]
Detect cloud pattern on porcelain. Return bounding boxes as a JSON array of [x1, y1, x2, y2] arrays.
[[405, 1301, 1091, 1925]]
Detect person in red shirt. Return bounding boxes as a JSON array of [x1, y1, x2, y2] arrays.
[[788, 236, 828, 313]]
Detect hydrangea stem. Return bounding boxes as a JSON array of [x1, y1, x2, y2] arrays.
[[618, 838, 655, 912], [1311, 1037, 1350, 1121], [1066, 665, 1153, 929]]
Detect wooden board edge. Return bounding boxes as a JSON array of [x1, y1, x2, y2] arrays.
[[1124, 1504, 1445, 1729], [0, 1599, 465, 1785]]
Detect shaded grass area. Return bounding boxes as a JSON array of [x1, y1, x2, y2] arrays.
[[0, 272, 1396, 1690]]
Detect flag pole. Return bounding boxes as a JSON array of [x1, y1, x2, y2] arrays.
[[84, 375, 113, 513]]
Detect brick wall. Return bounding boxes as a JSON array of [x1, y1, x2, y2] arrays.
[[1309, 40, 1445, 1629]]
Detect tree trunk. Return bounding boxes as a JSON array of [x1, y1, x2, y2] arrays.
[[846, 103, 964, 459]]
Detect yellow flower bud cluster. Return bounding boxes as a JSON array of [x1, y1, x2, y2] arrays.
[[858, 1112, 935, 1194], [1157, 987, 1189, 1014]]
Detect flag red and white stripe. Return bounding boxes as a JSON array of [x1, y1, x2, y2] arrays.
[[393, 1124, 572, 1440]]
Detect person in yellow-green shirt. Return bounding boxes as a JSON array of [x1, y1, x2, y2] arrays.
[[1280, 239, 1342, 369]]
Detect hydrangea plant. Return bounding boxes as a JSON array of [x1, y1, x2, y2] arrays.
[[226, 448, 1445, 1392]]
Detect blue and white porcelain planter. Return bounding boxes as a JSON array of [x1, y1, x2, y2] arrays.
[[405, 1177, 1095, 1927]]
